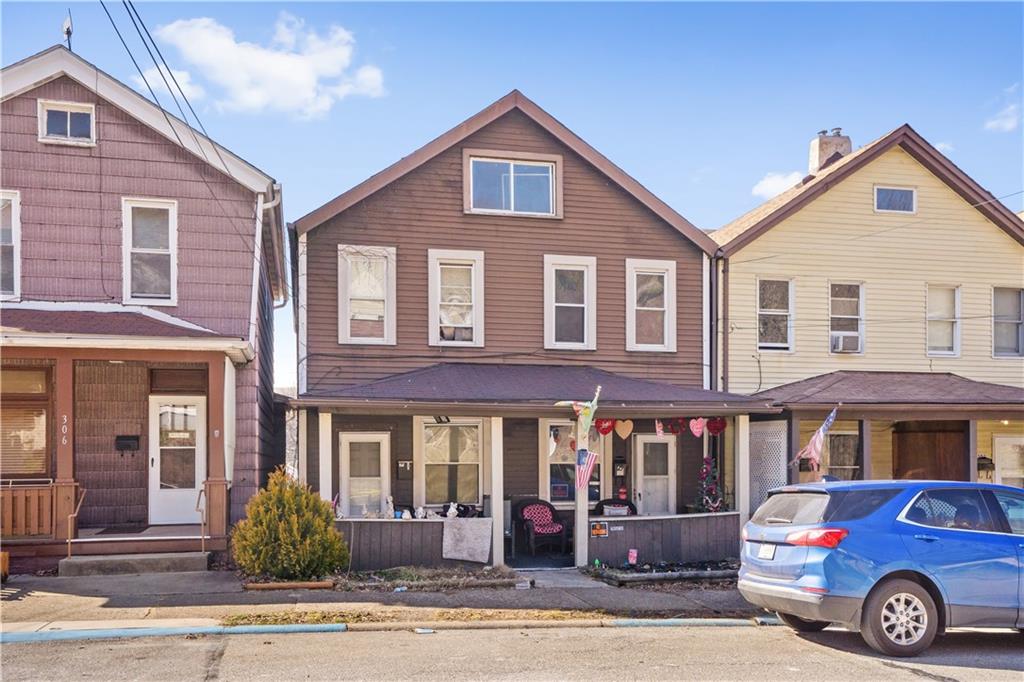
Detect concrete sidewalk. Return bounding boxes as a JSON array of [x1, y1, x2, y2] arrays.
[[1, 569, 754, 627]]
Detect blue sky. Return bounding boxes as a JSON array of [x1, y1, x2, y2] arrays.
[[4, 2, 1022, 389]]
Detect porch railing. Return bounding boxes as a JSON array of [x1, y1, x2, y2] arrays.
[[1, 479, 55, 538], [66, 487, 87, 559], [196, 488, 207, 553]]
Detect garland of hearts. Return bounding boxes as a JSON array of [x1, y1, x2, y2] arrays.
[[594, 417, 729, 438]]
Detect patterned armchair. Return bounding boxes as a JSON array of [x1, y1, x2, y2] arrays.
[[515, 499, 567, 556]]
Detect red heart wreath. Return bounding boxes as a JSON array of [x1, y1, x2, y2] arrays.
[[595, 419, 616, 435], [706, 417, 727, 436]]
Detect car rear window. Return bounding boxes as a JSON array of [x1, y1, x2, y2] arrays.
[[751, 492, 829, 525], [752, 489, 901, 526]]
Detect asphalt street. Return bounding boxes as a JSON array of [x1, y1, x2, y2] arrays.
[[2, 625, 1021, 681]]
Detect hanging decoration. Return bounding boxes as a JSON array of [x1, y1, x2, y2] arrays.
[[614, 419, 634, 440], [666, 418, 681, 435], [698, 454, 723, 512], [707, 417, 727, 436], [655, 419, 664, 436], [689, 417, 706, 438], [595, 418, 616, 436]]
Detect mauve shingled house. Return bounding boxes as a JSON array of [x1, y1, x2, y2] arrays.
[[292, 90, 777, 570], [0, 46, 287, 556]]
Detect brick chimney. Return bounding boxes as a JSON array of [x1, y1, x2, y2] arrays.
[[808, 128, 852, 174]]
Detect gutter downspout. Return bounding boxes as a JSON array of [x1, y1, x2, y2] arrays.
[[263, 183, 289, 310], [709, 249, 721, 392], [246, 193, 265, 349], [721, 255, 730, 393]]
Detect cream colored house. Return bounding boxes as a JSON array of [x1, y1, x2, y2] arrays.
[[712, 125, 1024, 501]]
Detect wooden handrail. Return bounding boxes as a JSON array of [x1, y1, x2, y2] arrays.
[[66, 487, 86, 560], [196, 488, 207, 554]]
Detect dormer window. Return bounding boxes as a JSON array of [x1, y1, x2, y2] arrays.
[[464, 149, 562, 217], [38, 100, 96, 146], [874, 186, 915, 213]]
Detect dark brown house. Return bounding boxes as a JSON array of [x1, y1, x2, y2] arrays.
[[0, 47, 287, 557], [292, 91, 776, 569]]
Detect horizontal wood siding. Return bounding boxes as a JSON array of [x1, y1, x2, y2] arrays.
[[305, 109, 705, 393], [724, 146, 1024, 393], [588, 513, 740, 566], [1, 484, 54, 537], [1, 76, 257, 337], [503, 418, 539, 497], [335, 519, 456, 570]]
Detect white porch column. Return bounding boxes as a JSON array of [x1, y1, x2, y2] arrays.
[[297, 408, 307, 484], [575, 421, 589, 568], [318, 411, 333, 502], [736, 415, 751, 526], [490, 417, 505, 567]]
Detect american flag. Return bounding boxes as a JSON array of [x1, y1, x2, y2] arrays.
[[576, 449, 599, 490], [794, 407, 838, 472]]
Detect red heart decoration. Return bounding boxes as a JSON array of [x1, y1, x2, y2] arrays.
[[689, 418, 706, 438], [667, 419, 680, 435], [706, 417, 727, 436], [595, 419, 615, 436]]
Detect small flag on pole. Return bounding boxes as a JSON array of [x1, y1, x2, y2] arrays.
[[792, 407, 838, 472], [576, 448, 598, 491], [655, 419, 664, 436]]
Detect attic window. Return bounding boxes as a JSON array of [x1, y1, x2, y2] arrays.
[[463, 149, 562, 218], [874, 186, 915, 213], [38, 100, 95, 145]]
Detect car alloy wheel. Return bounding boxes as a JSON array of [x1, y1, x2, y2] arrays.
[[880, 592, 928, 646]]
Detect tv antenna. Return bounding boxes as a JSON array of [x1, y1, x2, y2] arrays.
[[62, 9, 73, 52]]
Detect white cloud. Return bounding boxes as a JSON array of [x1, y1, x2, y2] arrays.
[[751, 171, 802, 199], [132, 64, 205, 101], [984, 103, 1020, 133], [934, 141, 954, 153], [154, 13, 384, 119]]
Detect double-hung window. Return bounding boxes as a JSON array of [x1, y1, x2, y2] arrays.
[[0, 368, 50, 478], [544, 255, 596, 350], [994, 287, 1024, 357], [123, 198, 177, 305], [421, 420, 482, 506], [541, 420, 603, 506], [757, 279, 792, 351], [829, 282, 863, 353], [338, 245, 396, 345], [826, 433, 860, 481], [38, 100, 95, 146], [428, 250, 484, 346], [874, 186, 915, 213], [626, 259, 676, 352], [1, 190, 20, 300], [927, 285, 960, 355], [464, 150, 561, 217]]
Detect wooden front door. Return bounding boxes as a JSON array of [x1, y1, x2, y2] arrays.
[[892, 421, 968, 481]]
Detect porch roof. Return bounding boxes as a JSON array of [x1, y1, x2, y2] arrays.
[[0, 307, 222, 338], [293, 362, 779, 416], [754, 371, 1024, 413]]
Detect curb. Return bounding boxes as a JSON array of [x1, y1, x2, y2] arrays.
[[1, 617, 768, 643]]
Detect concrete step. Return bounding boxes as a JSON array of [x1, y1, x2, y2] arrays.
[[58, 552, 210, 577]]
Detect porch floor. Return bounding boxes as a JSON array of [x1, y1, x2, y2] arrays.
[[76, 525, 205, 541]]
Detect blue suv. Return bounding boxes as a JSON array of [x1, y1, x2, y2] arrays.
[[739, 480, 1023, 656]]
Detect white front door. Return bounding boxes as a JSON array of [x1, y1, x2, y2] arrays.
[[993, 435, 1024, 488], [633, 434, 676, 515], [340, 432, 391, 517], [149, 396, 206, 525]]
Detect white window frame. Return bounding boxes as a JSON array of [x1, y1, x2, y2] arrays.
[[874, 185, 917, 214], [122, 197, 177, 306], [992, 286, 1024, 358], [337, 244, 397, 345], [544, 254, 597, 350], [37, 99, 96, 147], [428, 249, 484, 347], [413, 417, 486, 508], [537, 418, 611, 511], [756, 277, 794, 352], [825, 431, 861, 480], [626, 258, 676, 352], [465, 152, 559, 218], [828, 280, 864, 354], [338, 432, 391, 518], [926, 284, 961, 357], [0, 189, 21, 301]]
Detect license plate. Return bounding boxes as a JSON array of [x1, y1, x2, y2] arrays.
[[757, 543, 776, 560]]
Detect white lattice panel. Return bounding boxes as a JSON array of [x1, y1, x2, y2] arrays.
[[749, 420, 788, 512]]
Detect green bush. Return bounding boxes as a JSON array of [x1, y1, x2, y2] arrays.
[[231, 469, 349, 580]]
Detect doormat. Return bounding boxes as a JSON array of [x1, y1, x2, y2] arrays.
[[94, 525, 148, 535]]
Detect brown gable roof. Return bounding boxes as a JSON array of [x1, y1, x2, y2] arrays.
[[711, 124, 1024, 255], [0, 308, 223, 339], [294, 90, 718, 255], [755, 371, 1024, 408]]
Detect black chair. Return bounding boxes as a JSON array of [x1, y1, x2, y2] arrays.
[[514, 498, 568, 555]]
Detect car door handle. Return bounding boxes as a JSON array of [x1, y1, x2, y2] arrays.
[[913, 534, 939, 543]]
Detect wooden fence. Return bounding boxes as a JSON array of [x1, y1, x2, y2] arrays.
[[588, 512, 741, 566], [1, 482, 55, 538], [335, 519, 451, 571]]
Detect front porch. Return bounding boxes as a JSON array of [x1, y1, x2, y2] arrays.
[[295, 363, 779, 570]]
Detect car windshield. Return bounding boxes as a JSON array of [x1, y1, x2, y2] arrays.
[[751, 488, 902, 525]]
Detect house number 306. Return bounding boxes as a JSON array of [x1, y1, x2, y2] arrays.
[[61, 414, 69, 446]]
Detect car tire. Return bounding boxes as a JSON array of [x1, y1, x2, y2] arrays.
[[776, 612, 831, 632], [861, 578, 938, 657]]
